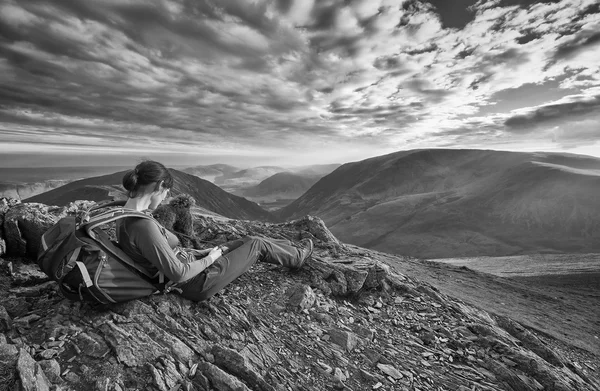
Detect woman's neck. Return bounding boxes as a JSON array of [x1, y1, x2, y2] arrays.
[[124, 196, 152, 211]]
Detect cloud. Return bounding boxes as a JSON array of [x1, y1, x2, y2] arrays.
[[504, 95, 600, 130], [552, 29, 600, 63], [0, 0, 599, 165]]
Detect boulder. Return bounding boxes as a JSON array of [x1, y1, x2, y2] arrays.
[[328, 329, 358, 352], [16, 348, 51, 391], [0, 198, 21, 256], [286, 284, 316, 310], [3, 203, 62, 258], [0, 305, 12, 332], [199, 362, 251, 391]]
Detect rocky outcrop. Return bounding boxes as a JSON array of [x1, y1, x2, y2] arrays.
[[0, 198, 21, 256], [0, 198, 95, 258], [0, 198, 598, 391]]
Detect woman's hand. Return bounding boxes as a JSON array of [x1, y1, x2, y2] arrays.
[[206, 247, 223, 263]]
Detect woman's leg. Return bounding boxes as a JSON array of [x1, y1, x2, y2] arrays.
[[177, 236, 308, 301]]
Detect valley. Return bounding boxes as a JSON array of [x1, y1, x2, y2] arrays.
[[368, 247, 600, 358], [429, 253, 600, 279]]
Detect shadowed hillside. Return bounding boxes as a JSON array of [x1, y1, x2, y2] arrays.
[[25, 169, 274, 222], [293, 163, 342, 177], [278, 149, 600, 258], [238, 172, 320, 201]]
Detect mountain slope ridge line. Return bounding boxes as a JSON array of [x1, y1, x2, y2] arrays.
[[278, 149, 600, 258]]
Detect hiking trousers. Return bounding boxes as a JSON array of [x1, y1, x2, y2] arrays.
[[177, 236, 304, 301]]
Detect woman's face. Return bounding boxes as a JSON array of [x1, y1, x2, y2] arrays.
[[148, 186, 171, 210]]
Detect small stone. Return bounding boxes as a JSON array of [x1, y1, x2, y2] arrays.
[[359, 369, 378, 383], [0, 343, 19, 357], [358, 294, 375, 307], [270, 304, 286, 315], [377, 363, 403, 379], [0, 305, 12, 332], [420, 331, 436, 345], [501, 357, 517, 367], [373, 382, 383, 389], [314, 313, 334, 324], [39, 359, 62, 383], [317, 361, 333, 373], [64, 372, 81, 383], [11, 264, 50, 286], [351, 325, 374, 341], [39, 349, 60, 360], [286, 284, 316, 310], [333, 367, 346, 382], [328, 329, 358, 352], [46, 341, 65, 349], [199, 362, 250, 391], [75, 332, 110, 358], [189, 363, 199, 378], [363, 348, 381, 364]]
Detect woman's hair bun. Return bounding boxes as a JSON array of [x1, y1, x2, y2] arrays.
[[122, 169, 139, 192]]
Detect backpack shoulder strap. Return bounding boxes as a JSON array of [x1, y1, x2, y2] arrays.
[[79, 200, 127, 224], [83, 209, 155, 236]]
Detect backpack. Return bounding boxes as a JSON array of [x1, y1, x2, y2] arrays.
[[37, 200, 166, 304]]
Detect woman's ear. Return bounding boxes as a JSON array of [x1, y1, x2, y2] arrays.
[[154, 180, 164, 192]]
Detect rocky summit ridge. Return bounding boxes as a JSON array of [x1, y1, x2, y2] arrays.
[[0, 198, 598, 391]]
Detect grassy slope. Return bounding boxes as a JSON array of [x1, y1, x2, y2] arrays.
[[278, 149, 600, 258], [241, 172, 319, 199], [25, 169, 274, 221]]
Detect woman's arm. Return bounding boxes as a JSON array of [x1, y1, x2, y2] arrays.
[[130, 219, 220, 283], [186, 248, 212, 257]]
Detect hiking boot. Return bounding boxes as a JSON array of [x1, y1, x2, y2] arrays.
[[293, 238, 313, 269]]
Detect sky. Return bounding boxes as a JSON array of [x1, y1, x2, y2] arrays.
[[0, 0, 599, 168]]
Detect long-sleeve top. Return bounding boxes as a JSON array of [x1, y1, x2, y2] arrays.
[[116, 217, 213, 283]]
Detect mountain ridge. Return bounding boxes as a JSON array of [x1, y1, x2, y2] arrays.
[[278, 149, 600, 258], [25, 169, 274, 222]]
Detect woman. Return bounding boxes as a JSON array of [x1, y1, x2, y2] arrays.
[[116, 160, 313, 301]]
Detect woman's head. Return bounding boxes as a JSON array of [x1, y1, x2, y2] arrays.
[[122, 160, 173, 202]]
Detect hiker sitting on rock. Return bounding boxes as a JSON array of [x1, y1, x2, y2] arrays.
[[116, 160, 314, 301]]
